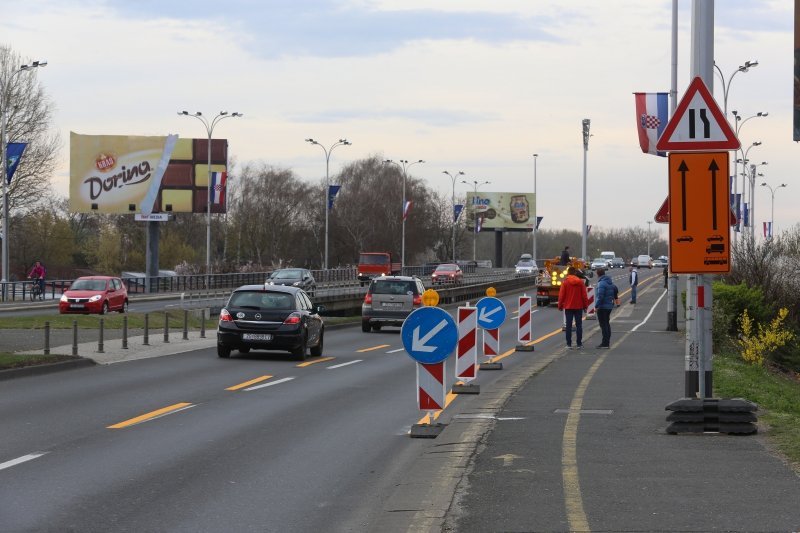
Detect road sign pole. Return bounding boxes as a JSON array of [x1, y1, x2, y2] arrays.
[[685, 274, 699, 397]]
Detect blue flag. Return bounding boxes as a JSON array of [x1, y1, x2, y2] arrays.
[[536, 216, 543, 230], [328, 185, 341, 210], [453, 204, 464, 223], [5, 142, 27, 184]]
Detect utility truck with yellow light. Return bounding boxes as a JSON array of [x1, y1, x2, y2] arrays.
[[536, 256, 590, 307]]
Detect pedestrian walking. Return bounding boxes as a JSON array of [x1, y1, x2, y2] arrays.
[[594, 268, 617, 348], [558, 266, 589, 349], [663, 265, 668, 288], [629, 265, 639, 304], [559, 246, 571, 266]]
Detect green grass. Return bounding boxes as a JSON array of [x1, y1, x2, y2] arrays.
[[0, 311, 216, 330], [0, 352, 81, 369], [714, 350, 800, 470]]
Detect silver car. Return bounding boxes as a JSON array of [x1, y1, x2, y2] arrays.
[[361, 276, 425, 332]]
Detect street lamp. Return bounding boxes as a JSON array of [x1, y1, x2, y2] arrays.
[[713, 60, 758, 117], [647, 220, 653, 257], [581, 119, 591, 261], [385, 159, 424, 270], [442, 170, 465, 262], [748, 161, 768, 240], [736, 140, 762, 239], [306, 138, 351, 269], [731, 111, 767, 243], [760, 181, 787, 239], [461, 179, 490, 262], [1, 59, 47, 283], [532, 154, 538, 263], [178, 110, 242, 279]]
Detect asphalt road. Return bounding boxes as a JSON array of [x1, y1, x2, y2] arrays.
[[0, 269, 649, 532]]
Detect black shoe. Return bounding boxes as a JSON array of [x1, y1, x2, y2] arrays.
[[596, 344, 610, 349]]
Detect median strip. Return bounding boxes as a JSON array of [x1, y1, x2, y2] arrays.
[[357, 344, 390, 353], [296, 356, 335, 367], [107, 402, 195, 429], [226, 375, 273, 391]]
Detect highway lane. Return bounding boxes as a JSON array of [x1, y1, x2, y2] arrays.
[[0, 270, 659, 531]]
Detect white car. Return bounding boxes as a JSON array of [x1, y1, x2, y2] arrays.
[[515, 259, 536, 275], [590, 257, 609, 270], [633, 254, 653, 268]]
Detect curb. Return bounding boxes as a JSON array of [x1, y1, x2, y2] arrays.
[[0, 357, 96, 381]]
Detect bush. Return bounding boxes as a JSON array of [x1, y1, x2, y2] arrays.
[[712, 281, 770, 349]]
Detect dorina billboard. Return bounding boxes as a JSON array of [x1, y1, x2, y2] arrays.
[[464, 192, 536, 231], [70, 132, 228, 214]]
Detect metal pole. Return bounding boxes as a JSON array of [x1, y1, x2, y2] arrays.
[[750, 164, 756, 241], [143, 313, 149, 346], [452, 179, 456, 262], [666, 0, 679, 332], [72, 320, 78, 357], [98, 318, 105, 353], [1, 107, 7, 282], [122, 315, 128, 349], [183, 309, 189, 340], [647, 221, 652, 257], [325, 151, 330, 269], [44, 321, 50, 355], [533, 154, 538, 263], [581, 120, 590, 261], [206, 129, 212, 279], [164, 312, 170, 343], [200, 308, 206, 338], [401, 166, 406, 270]]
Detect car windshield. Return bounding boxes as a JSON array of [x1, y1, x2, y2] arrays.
[[593, 258, 605, 263], [272, 270, 303, 280], [70, 280, 107, 291], [516, 261, 534, 267], [229, 291, 294, 310], [359, 254, 389, 265], [371, 280, 417, 295], [436, 265, 457, 272]]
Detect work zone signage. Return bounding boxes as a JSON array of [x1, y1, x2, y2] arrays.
[[668, 152, 731, 273]]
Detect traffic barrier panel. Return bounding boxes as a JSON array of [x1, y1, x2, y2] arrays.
[[516, 295, 534, 351], [586, 286, 596, 320], [455, 306, 477, 382], [417, 361, 446, 411], [483, 328, 499, 358]]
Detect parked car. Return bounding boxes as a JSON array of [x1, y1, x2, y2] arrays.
[[267, 268, 316, 296], [590, 257, 608, 270], [610, 257, 625, 269], [216, 284, 324, 360], [633, 255, 653, 268], [431, 263, 463, 285], [653, 256, 669, 267], [59, 276, 128, 315], [362, 276, 425, 332]]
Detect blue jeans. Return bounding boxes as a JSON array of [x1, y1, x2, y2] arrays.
[[597, 308, 612, 346], [631, 285, 638, 303], [564, 309, 583, 346]]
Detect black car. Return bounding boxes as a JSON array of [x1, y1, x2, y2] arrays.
[[267, 268, 317, 296], [217, 284, 324, 361]]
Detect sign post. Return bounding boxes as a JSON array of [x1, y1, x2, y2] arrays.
[[476, 294, 507, 370]]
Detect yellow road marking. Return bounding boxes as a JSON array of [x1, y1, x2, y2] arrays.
[[107, 402, 193, 429], [226, 375, 273, 391], [491, 327, 562, 363], [356, 344, 390, 353], [296, 356, 335, 367], [417, 391, 458, 425]]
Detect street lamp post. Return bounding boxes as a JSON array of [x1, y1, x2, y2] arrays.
[[178, 111, 242, 279], [306, 138, 351, 269], [760, 181, 787, 239], [748, 161, 768, 241], [581, 119, 591, 262], [647, 220, 653, 257], [442, 170, 465, 262], [731, 111, 767, 244], [532, 154, 538, 263], [0, 59, 47, 282], [461, 179, 490, 262], [713, 60, 758, 117], [736, 140, 762, 240], [385, 159, 424, 270]]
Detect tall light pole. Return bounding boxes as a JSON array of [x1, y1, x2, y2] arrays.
[[581, 119, 590, 261], [461, 179, 490, 262], [0, 60, 47, 282], [532, 153, 538, 263], [442, 170, 465, 262], [731, 111, 767, 244], [760, 181, 787, 239], [735, 141, 761, 239], [306, 138, 351, 269], [385, 159, 424, 270], [713, 60, 758, 117], [748, 161, 768, 241], [647, 220, 653, 257], [178, 111, 242, 278]]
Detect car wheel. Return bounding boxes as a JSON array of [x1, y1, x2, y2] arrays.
[[372, 324, 382, 332], [361, 320, 371, 333], [100, 301, 109, 315], [238, 347, 251, 354], [119, 300, 128, 314], [291, 334, 308, 361], [217, 344, 231, 358], [310, 329, 324, 357]]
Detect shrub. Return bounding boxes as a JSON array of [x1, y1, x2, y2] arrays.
[[712, 281, 770, 349], [737, 308, 795, 366]]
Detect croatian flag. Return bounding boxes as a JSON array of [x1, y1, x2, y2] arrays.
[[634, 92, 668, 157], [210, 171, 227, 205], [403, 200, 412, 221], [764, 221, 772, 239]]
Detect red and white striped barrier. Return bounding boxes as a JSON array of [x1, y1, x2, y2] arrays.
[[483, 327, 500, 358], [456, 305, 478, 382], [517, 295, 532, 345], [417, 361, 446, 411], [586, 286, 596, 320]]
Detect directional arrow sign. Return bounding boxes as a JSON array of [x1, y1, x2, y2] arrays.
[[475, 297, 507, 330], [401, 306, 458, 364]]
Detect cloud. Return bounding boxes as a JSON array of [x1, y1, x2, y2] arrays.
[[289, 108, 496, 127]]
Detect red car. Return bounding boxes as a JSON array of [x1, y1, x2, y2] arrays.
[[431, 263, 463, 285], [59, 276, 129, 314]]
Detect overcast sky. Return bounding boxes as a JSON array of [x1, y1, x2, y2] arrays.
[[2, 0, 795, 239]]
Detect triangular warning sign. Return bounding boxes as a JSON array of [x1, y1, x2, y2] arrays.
[[653, 195, 737, 225], [656, 77, 741, 151]]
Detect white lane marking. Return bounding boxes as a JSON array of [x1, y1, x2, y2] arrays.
[[632, 290, 667, 332], [244, 377, 296, 391], [327, 360, 363, 369], [511, 309, 539, 320], [386, 348, 405, 354], [0, 452, 48, 471]]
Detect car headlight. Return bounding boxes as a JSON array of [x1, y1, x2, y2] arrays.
[[60, 294, 68, 302], [293, 281, 302, 286], [89, 295, 102, 302]]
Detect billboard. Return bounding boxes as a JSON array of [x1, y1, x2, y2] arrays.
[[464, 192, 536, 231], [70, 133, 228, 214]]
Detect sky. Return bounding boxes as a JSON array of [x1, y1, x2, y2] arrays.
[[2, 0, 796, 240]]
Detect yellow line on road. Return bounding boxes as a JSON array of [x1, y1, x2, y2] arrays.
[[417, 391, 458, 425], [226, 375, 273, 391], [490, 327, 562, 363], [356, 344, 390, 353], [107, 402, 193, 429], [296, 356, 335, 367]]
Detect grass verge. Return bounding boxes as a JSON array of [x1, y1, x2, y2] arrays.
[[714, 350, 800, 471], [0, 312, 216, 330], [0, 352, 81, 370]]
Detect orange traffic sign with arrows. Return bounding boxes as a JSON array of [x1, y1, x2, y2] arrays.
[[668, 152, 731, 273]]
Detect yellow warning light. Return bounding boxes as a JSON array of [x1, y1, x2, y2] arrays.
[[422, 288, 440, 307], [486, 287, 497, 297]]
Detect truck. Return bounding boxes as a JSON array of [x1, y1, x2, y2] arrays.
[[357, 252, 402, 285], [536, 256, 590, 307]]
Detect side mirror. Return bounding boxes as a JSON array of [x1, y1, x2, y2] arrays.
[[315, 305, 326, 314]]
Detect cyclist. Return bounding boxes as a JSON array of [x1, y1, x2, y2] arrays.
[[27, 260, 46, 299]]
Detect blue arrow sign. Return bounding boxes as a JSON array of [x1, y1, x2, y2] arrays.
[[475, 297, 507, 330], [401, 306, 458, 364]]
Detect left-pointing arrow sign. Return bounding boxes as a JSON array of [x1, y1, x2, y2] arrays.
[[412, 320, 448, 352], [401, 306, 458, 364]]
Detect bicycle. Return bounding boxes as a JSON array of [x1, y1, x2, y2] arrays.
[[29, 279, 44, 301]]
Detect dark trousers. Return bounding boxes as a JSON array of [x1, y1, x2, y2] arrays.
[[631, 285, 638, 303], [564, 309, 583, 346], [597, 308, 612, 346]]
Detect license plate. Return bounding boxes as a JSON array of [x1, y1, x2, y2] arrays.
[[382, 302, 402, 308], [242, 333, 272, 341], [70, 304, 85, 309]]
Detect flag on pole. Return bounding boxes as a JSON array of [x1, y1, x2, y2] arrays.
[[403, 200, 412, 221], [328, 185, 341, 210], [5, 142, 27, 184], [454, 204, 464, 223], [536, 216, 543, 229], [586, 224, 592, 234], [634, 92, 668, 157], [475, 215, 483, 233], [743, 203, 749, 227], [764, 221, 772, 239], [210, 171, 227, 204]]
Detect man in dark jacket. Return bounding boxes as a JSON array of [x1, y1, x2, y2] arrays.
[[594, 268, 617, 348], [629, 265, 639, 304], [559, 246, 571, 266], [558, 266, 589, 349]]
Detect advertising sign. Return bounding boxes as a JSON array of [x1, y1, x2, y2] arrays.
[[464, 192, 535, 231], [70, 133, 228, 215]]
